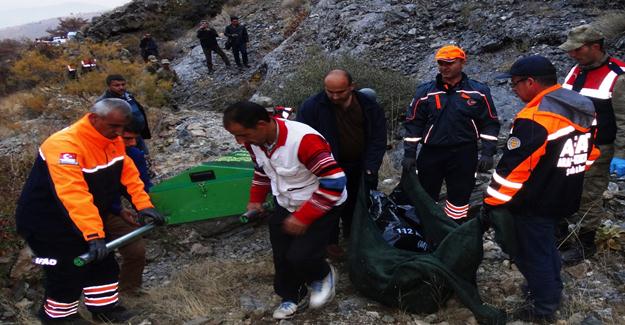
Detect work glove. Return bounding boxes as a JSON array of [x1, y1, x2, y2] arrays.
[[137, 208, 166, 226], [477, 155, 494, 172], [88, 239, 108, 262], [610, 157, 625, 177], [401, 157, 417, 171], [364, 170, 379, 191]]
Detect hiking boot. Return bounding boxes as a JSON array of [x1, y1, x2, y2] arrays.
[[92, 306, 134, 323], [560, 231, 597, 266], [272, 299, 308, 319], [244, 64, 251, 68], [511, 306, 556, 324], [309, 264, 336, 309]]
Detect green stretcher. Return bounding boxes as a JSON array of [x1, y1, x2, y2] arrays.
[[149, 150, 255, 225]]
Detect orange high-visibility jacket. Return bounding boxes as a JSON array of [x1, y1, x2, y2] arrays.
[[484, 85, 600, 217], [15, 114, 153, 241]]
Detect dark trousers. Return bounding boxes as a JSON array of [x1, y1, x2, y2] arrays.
[[201, 45, 231, 69], [513, 215, 562, 316], [231, 43, 248, 66], [26, 235, 120, 320], [104, 216, 146, 292], [330, 162, 361, 244], [417, 143, 477, 220], [269, 203, 339, 302]]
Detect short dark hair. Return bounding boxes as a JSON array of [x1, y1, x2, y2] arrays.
[[105, 74, 125, 86], [531, 74, 557, 87], [223, 101, 270, 129], [124, 116, 144, 133], [230, 16, 239, 21]]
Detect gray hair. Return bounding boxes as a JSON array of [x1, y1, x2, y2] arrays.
[[91, 98, 132, 119]]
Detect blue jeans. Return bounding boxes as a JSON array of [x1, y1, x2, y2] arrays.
[[513, 215, 562, 316]]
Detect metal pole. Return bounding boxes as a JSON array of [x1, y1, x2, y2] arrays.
[[73, 223, 156, 267]]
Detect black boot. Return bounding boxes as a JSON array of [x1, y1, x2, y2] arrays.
[[560, 231, 597, 265], [92, 305, 134, 323]]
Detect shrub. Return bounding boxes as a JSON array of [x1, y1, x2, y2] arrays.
[[10, 51, 66, 89], [259, 47, 416, 138], [0, 153, 35, 256]]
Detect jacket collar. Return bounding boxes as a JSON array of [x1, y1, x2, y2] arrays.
[[262, 117, 288, 157], [75, 114, 121, 149], [526, 84, 562, 108], [436, 72, 468, 90]]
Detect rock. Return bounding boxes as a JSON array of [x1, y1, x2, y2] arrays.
[[581, 314, 602, 325], [382, 315, 395, 323], [366, 311, 380, 318], [279, 320, 295, 325], [14, 298, 33, 309], [10, 247, 38, 280], [565, 262, 589, 279], [424, 313, 438, 323], [190, 243, 212, 256], [568, 312, 585, 325], [239, 294, 265, 312], [183, 316, 212, 325]]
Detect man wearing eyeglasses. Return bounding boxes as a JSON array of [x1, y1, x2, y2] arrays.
[[484, 55, 599, 322], [558, 24, 625, 265], [402, 45, 500, 223]]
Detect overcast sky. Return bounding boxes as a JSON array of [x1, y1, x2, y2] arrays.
[[0, 1, 133, 28], [3, 0, 131, 10]]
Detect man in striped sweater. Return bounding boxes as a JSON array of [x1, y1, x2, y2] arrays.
[[223, 101, 347, 320]]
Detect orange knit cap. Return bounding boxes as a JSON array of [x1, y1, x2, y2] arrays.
[[435, 45, 466, 62]]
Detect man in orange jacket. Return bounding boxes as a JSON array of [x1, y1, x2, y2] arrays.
[[485, 56, 599, 322], [15, 98, 165, 324]]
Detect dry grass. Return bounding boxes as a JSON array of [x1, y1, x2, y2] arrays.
[[134, 257, 274, 321]]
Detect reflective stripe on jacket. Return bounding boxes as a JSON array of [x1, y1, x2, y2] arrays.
[[484, 85, 600, 217], [562, 57, 625, 145], [15, 114, 153, 241], [404, 73, 500, 158]]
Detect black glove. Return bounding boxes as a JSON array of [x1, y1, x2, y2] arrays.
[[477, 155, 494, 172], [137, 208, 166, 226], [88, 239, 108, 262], [401, 157, 417, 171], [364, 170, 379, 191]]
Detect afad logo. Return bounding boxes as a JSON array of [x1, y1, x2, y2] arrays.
[[556, 133, 591, 176], [32, 257, 58, 266]]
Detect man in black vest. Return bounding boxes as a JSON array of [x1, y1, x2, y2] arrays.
[[558, 24, 625, 264]]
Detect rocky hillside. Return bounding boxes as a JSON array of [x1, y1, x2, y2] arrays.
[[2, 0, 625, 324]]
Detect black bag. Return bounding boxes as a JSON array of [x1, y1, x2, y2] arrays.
[[369, 190, 429, 252], [349, 171, 507, 324], [224, 40, 232, 50]]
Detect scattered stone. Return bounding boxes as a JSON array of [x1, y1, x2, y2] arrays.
[[566, 262, 589, 280], [581, 314, 602, 325], [382, 315, 395, 323], [10, 247, 38, 280], [183, 316, 211, 325], [190, 243, 213, 256], [424, 313, 438, 323]]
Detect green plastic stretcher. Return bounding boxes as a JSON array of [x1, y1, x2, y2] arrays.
[[149, 151, 255, 225]]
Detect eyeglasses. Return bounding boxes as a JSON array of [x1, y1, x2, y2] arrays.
[[509, 78, 528, 88]]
